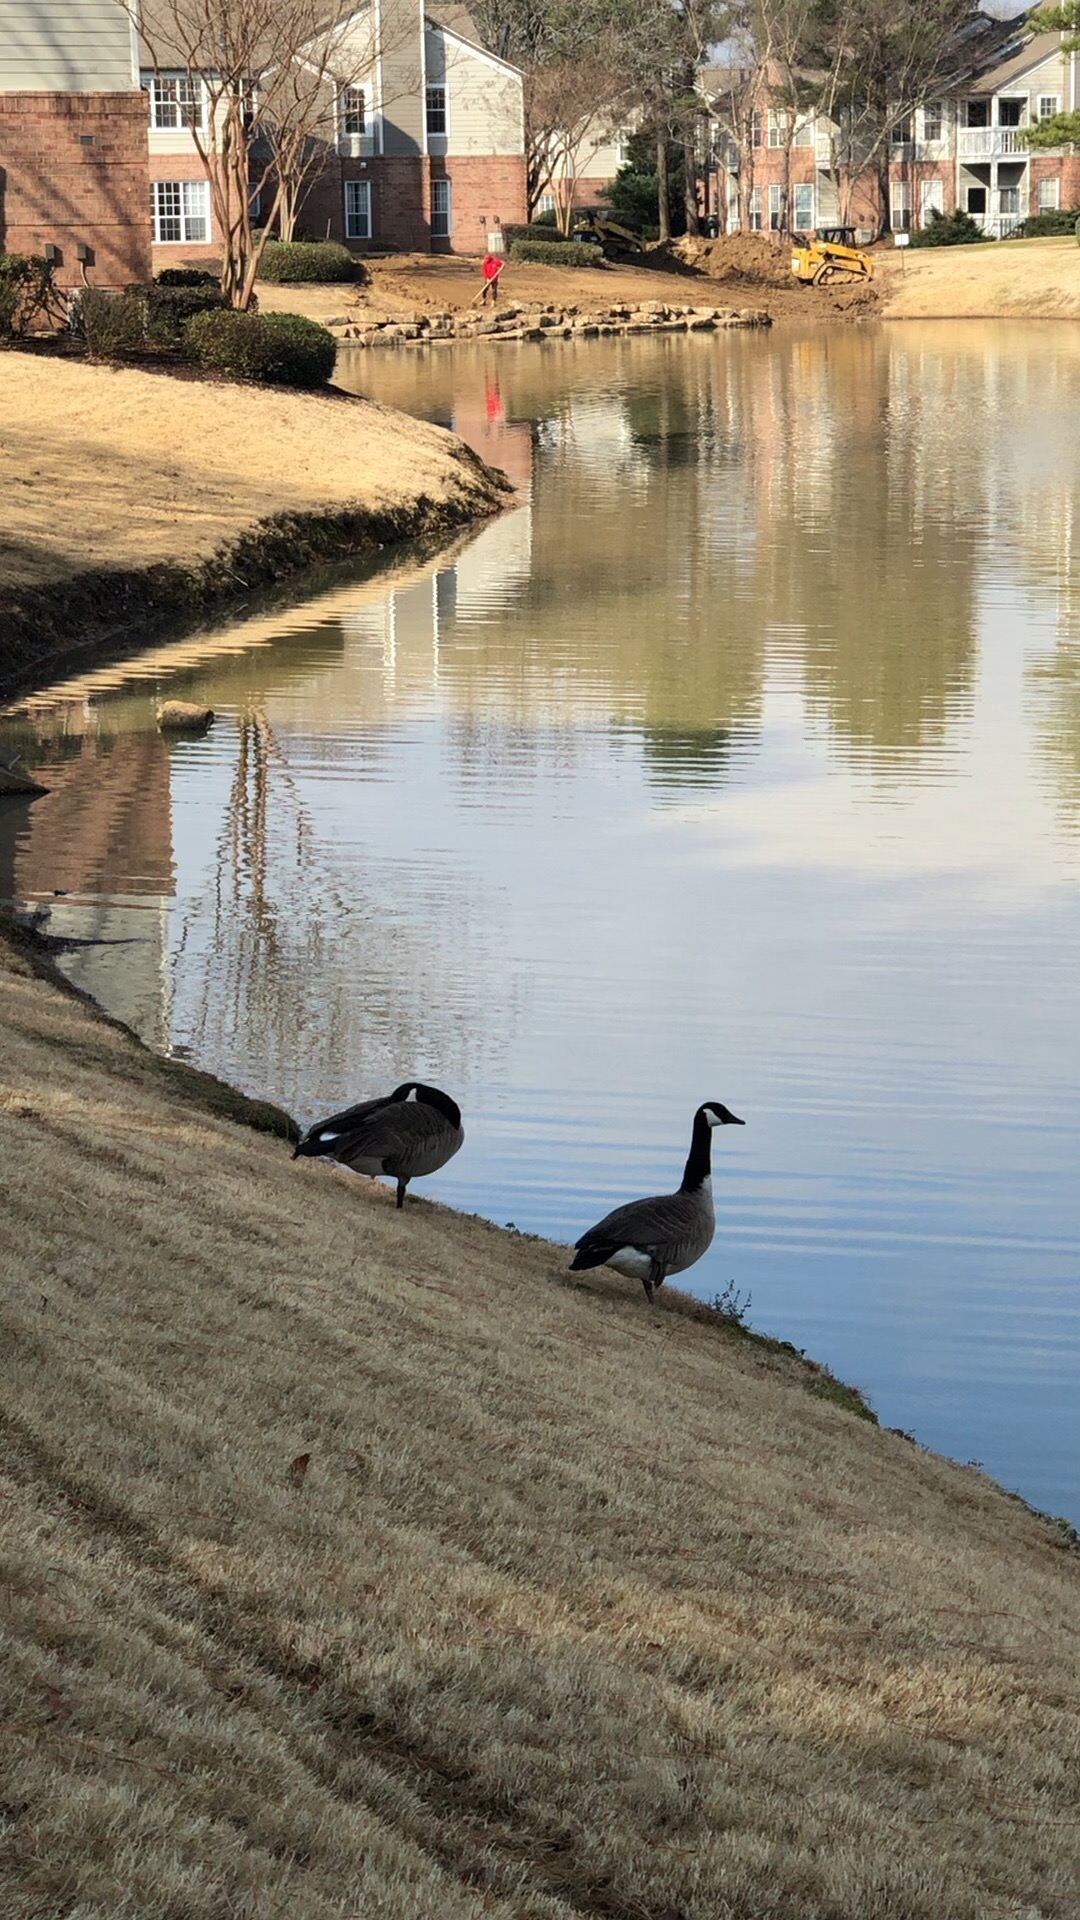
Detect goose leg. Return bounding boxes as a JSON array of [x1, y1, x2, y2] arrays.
[[395, 1179, 408, 1211], [642, 1259, 665, 1307]]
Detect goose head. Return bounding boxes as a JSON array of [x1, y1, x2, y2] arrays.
[[701, 1101, 744, 1128]]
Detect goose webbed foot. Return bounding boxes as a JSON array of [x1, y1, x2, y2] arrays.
[[395, 1180, 408, 1211]]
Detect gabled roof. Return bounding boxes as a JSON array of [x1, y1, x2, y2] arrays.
[[967, 29, 1064, 95]]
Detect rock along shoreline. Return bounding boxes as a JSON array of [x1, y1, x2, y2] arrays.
[[338, 298, 774, 349]]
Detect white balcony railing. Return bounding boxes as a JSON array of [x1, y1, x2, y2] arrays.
[[958, 126, 1026, 158], [974, 207, 1028, 238]]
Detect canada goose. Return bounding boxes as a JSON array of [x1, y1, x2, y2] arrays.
[[569, 1101, 745, 1304], [293, 1082, 464, 1209]]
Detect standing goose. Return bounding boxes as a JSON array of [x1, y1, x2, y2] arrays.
[[293, 1081, 464, 1209], [569, 1101, 744, 1304]]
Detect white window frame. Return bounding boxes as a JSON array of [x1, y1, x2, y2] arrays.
[[431, 175, 452, 239], [767, 109, 786, 149], [890, 179, 911, 232], [344, 178, 372, 240], [793, 117, 814, 148], [921, 101, 943, 143], [891, 114, 912, 145], [919, 178, 944, 227], [768, 182, 782, 229], [1038, 94, 1061, 122], [425, 84, 448, 139], [1038, 175, 1060, 211], [152, 179, 211, 245], [996, 95, 1026, 129], [339, 86, 366, 136], [792, 181, 814, 230], [748, 186, 763, 230], [750, 110, 763, 148], [148, 72, 206, 132]]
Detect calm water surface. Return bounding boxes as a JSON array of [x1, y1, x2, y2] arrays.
[[3, 323, 1079, 1518]]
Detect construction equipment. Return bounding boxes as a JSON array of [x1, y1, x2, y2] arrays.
[[572, 212, 643, 254], [791, 227, 873, 286]]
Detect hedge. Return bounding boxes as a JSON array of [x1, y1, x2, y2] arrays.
[[71, 287, 147, 357], [142, 282, 229, 346], [1014, 206, 1080, 239], [257, 240, 368, 284], [156, 266, 221, 287], [909, 207, 990, 248], [509, 239, 604, 267], [503, 223, 575, 246], [183, 307, 337, 387]]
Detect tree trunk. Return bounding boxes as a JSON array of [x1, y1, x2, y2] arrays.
[[682, 137, 700, 236], [877, 148, 891, 237], [656, 135, 671, 244]]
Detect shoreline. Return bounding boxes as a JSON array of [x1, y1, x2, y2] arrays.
[[3, 901, 1080, 1917], [0, 352, 511, 707]]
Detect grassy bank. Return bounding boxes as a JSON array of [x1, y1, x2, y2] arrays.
[[0, 354, 509, 700], [880, 233, 1080, 318], [2, 923, 1080, 1919]]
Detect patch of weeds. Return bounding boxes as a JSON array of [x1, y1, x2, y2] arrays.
[[710, 1282, 753, 1328]]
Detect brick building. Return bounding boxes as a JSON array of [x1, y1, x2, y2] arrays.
[[0, 1, 525, 286], [141, 0, 527, 270], [705, 20, 1080, 240], [0, 0, 151, 286]]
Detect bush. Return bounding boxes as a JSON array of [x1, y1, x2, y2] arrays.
[[155, 265, 220, 287], [1014, 206, 1080, 238], [183, 307, 337, 387], [509, 239, 604, 268], [141, 281, 229, 347], [257, 240, 367, 284], [0, 252, 61, 336], [71, 287, 148, 357], [503, 222, 576, 246], [909, 207, 990, 248]]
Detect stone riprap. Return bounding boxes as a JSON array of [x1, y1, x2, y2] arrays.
[[336, 301, 773, 349]]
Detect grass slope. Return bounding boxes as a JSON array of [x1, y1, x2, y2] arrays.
[[2, 929, 1079, 1920]]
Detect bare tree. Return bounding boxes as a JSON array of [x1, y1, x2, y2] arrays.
[[125, 1, 413, 307], [527, 52, 632, 230]]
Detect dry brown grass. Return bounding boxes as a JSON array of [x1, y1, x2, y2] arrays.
[[0, 354, 499, 592], [880, 235, 1080, 319], [2, 928, 1080, 1920]]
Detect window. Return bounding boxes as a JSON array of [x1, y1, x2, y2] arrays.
[[431, 176, 452, 238], [340, 86, 365, 136], [966, 185, 987, 214], [344, 178, 372, 239], [748, 186, 763, 230], [890, 179, 911, 231], [997, 97, 1024, 128], [152, 179, 210, 243], [426, 85, 447, 137], [919, 179, 944, 226], [921, 101, 943, 143], [767, 109, 786, 148], [750, 110, 763, 148], [149, 73, 205, 131], [793, 118, 814, 148], [793, 181, 814, 230], [1039, 95, 1061, 122], [538, 190, 556, 215], [891, 115, 912, 144], [1039, 175, 1060, 210], [998, 183, 1021, 214], [964, 98, 989, 128], [768, 182, 782, 229]]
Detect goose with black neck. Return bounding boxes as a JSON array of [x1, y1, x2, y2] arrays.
[[570, 1101, 745, 1305]]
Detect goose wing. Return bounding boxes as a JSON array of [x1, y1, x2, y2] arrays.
[[327, 1096, 458, 1177], [572, 1189, 693, 1269], [299, 1093, 399, 1161]]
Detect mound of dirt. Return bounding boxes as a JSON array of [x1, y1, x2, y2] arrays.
[[675, 232, 796, 290]]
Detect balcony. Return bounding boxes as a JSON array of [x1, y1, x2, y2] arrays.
[[958, 126, 1027, 158]]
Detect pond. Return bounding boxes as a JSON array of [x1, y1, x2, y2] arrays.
[[3, 322, 1079, 1521]]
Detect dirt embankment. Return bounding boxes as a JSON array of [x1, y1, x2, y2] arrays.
[[2, 920, 1080, 1919], [0, 354, 509, 702], [259, 233, 879, 331]]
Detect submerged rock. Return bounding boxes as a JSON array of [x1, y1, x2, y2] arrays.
[[157, 701, 214, 733]]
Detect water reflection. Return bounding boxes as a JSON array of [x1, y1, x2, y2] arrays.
[[3, 323, 1080, 1520]]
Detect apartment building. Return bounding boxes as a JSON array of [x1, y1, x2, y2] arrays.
[[708, 23, 1080, 240], [0, 0, 151, 284], [142, 0, 527, 268]]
